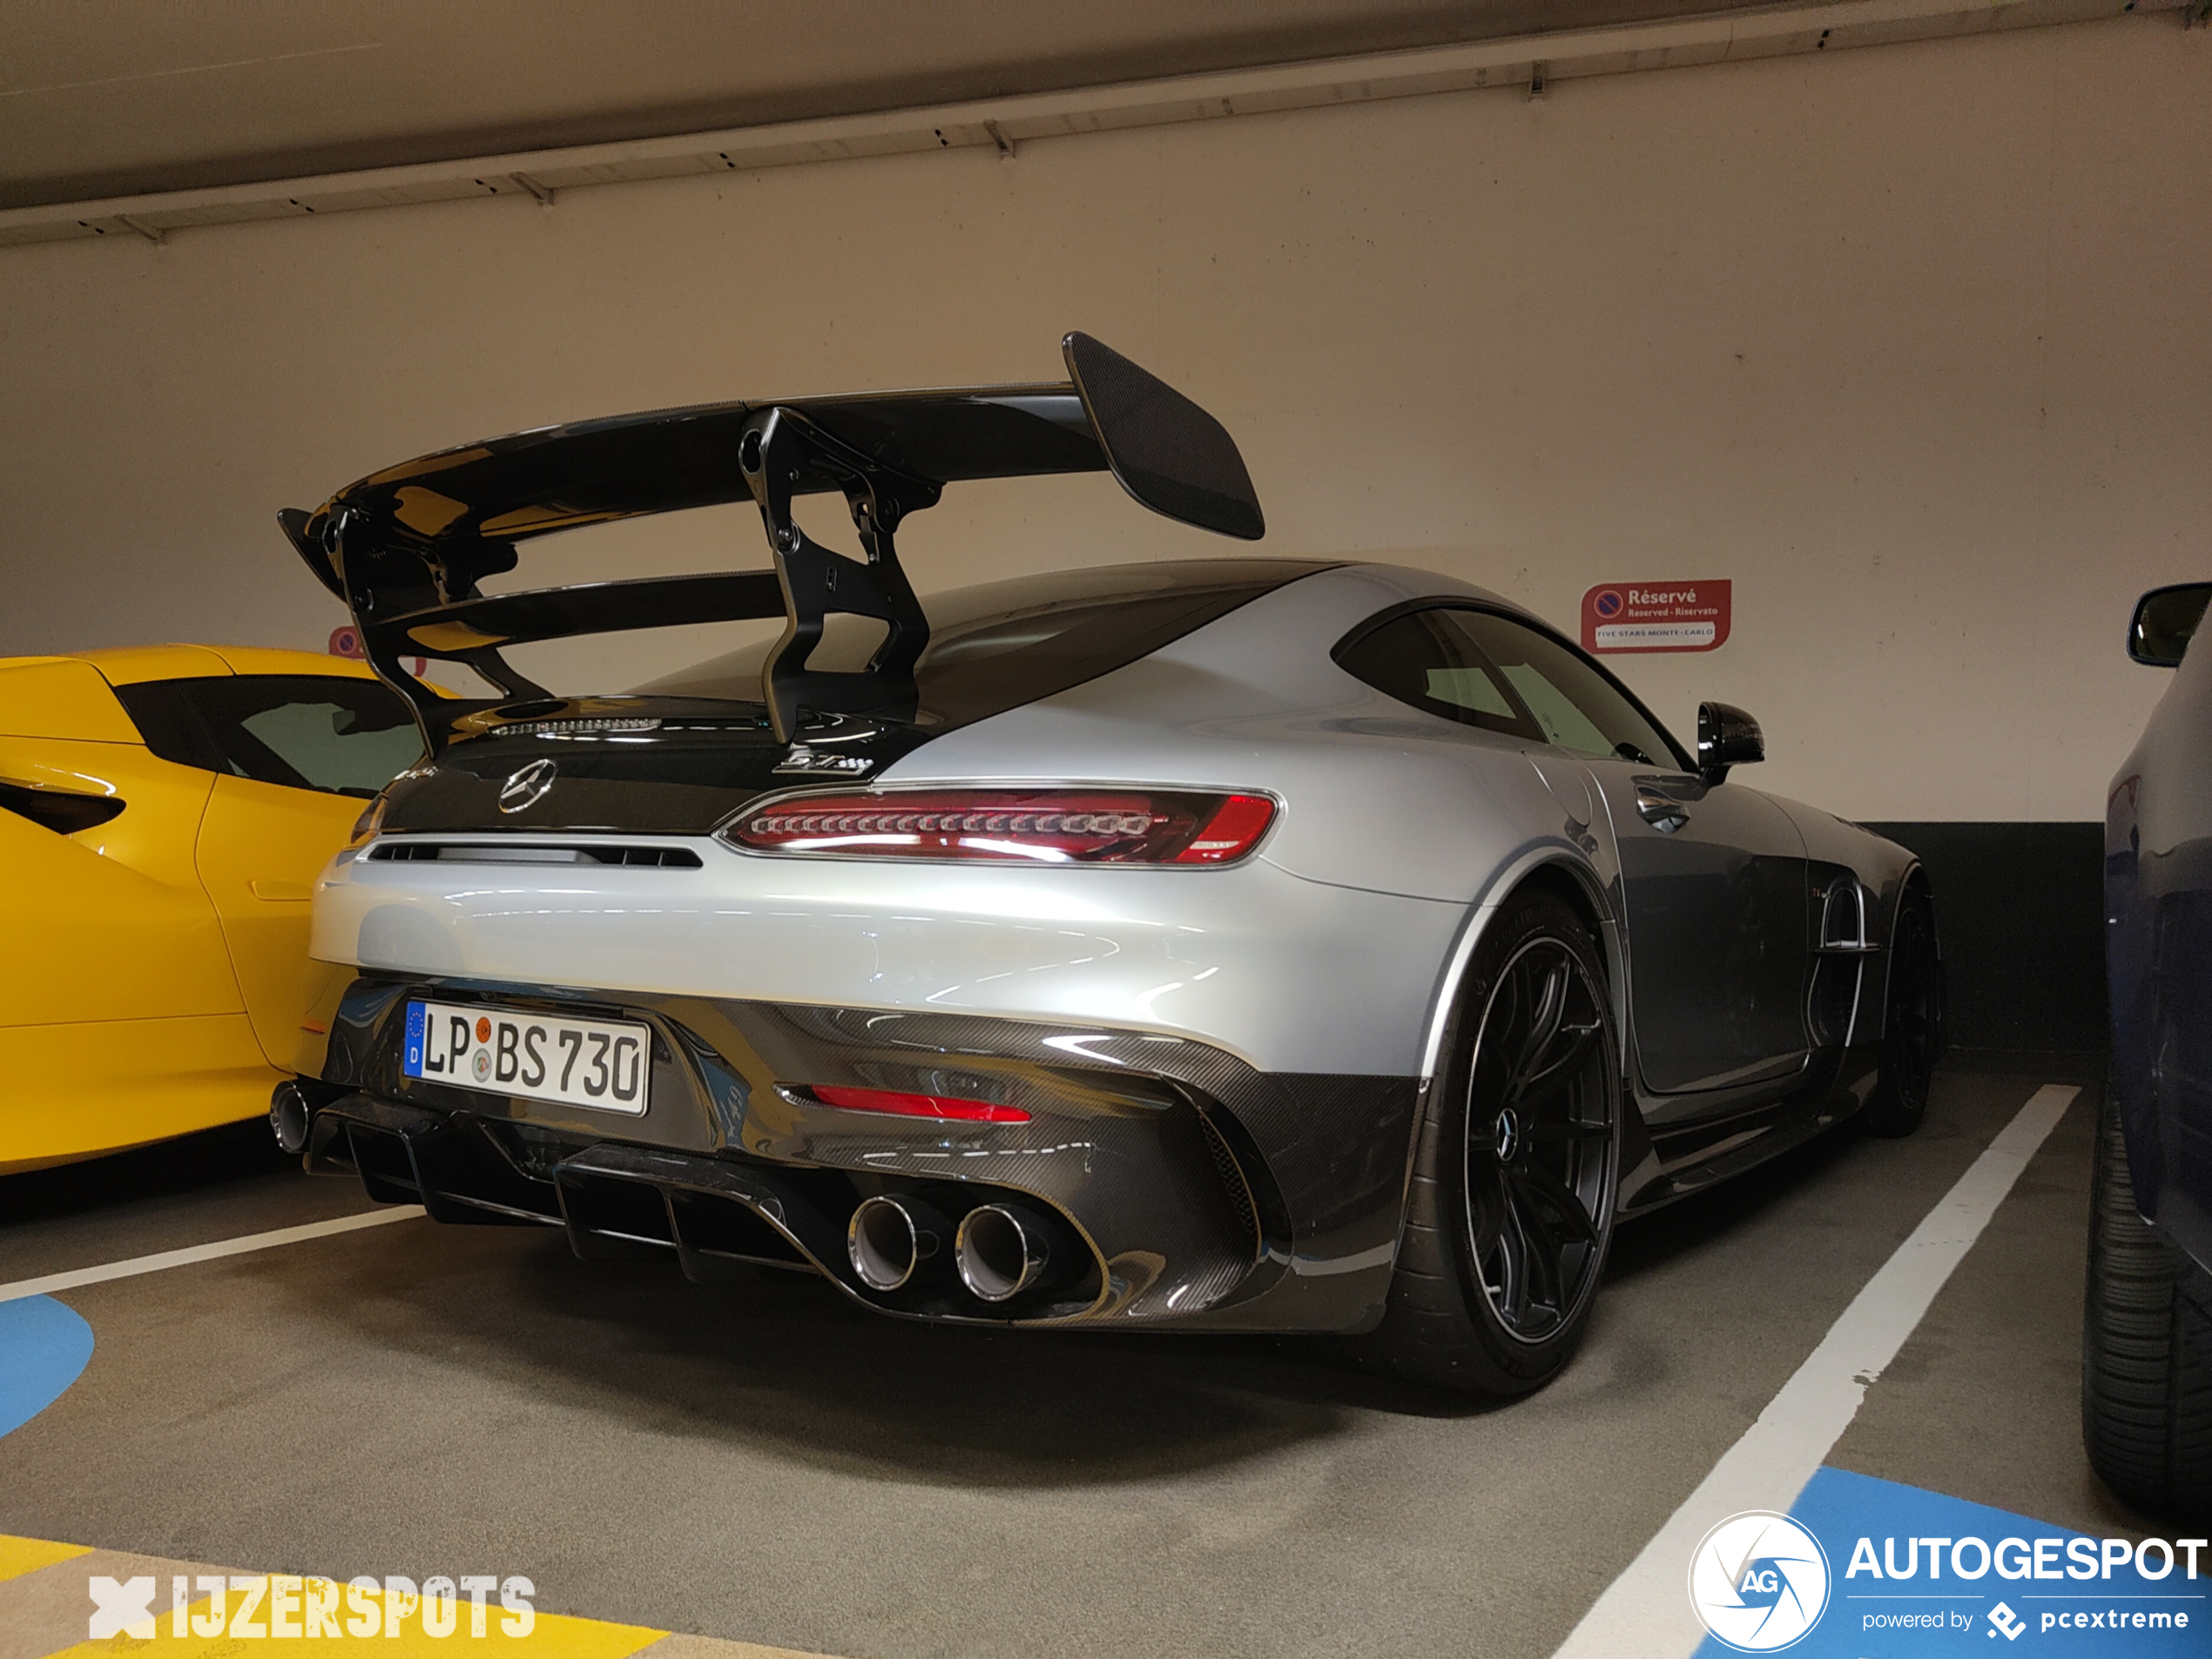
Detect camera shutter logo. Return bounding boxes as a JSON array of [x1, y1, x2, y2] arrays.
[[1687, 1511, 1831, 1652], [498, 759, 557, 814]]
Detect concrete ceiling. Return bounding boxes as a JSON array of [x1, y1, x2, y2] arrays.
[[0, 0, 1791, 210]]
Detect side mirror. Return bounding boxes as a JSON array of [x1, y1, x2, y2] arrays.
[[1697, 701, 1764, 786], [2128, 583, 2212, 667]]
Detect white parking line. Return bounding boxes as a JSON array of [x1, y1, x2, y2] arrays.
[[0, 1206, 426, 1304], [1552, 1082, 2080, 1659]]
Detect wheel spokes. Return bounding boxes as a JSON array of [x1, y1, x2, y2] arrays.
[[1504, 1169, 1567, 1325], [1514, 1018, 1602, 1105], [1461, 933, 1619, 1345], [1494, 1207, 1533, 1326], [1517, 1158, 1602, 1249], [1511, 957, 1569, 1082], [1474, 1158, 1527, 1321]]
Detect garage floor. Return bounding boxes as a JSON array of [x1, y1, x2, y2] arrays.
[[0, 1063, 2162, 1659]]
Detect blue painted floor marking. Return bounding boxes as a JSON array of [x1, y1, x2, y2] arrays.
[[1692, 1467, 2211, 1656], [0, 1295, 93, 1439]]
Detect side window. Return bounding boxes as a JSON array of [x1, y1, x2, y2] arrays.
[[1452, 611, 1686, 768], [116, 676, 423, 798], [1333, 610, 1540, 739]]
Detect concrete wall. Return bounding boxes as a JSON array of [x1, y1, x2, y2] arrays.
[[2, 15, 2207, 822]]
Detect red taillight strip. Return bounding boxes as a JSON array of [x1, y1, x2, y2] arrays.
[[810, 1084, 1031, 1123], [1177, 794, 1277, 863], [723, 787, 1277, 866]]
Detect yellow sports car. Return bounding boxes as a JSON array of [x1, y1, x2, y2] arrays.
[[2, 645, 424, 1172]]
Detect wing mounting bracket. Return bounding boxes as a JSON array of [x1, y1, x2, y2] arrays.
[[739, 405, 941, 743], [326, 506, 550, 755]]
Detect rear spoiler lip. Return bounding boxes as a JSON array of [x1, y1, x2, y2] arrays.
[[284, 334, 1265, 753]]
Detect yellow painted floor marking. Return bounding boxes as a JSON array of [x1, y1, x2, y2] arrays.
[[0, 1536, 90, 1584]]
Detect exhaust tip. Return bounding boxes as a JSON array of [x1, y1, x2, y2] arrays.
[[848, 1195, 945, 1291], [955, 1203, 1051, 1304], [269, 1081, 311, 1156]]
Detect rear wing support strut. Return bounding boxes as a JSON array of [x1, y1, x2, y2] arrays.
[[740, 405, 942, 742]]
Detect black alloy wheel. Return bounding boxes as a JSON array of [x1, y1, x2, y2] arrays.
[[1370, 887, 1622, 1394], [1864, 887, 1941, 1136], [1463, 934, 1616, 1342]]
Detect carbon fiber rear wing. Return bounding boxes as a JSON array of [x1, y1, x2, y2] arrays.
[[280, 333, 1264, 750]]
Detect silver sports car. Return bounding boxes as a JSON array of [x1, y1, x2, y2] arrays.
[[275, 334, 1941, 1394]]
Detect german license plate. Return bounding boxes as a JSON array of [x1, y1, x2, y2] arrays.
[[402, 1000, 650, 1115]]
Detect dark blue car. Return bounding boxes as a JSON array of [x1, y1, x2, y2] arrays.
[[2087, 583, 2212, 1518]]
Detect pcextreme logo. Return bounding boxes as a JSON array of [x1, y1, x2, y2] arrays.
[[1688, 1511, 1833, 1652], [89, 1575, 537, 1640]]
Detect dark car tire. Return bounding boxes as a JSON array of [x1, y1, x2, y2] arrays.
[[1861, 884, 1942, 1138], [1366, 886, 1622, 1395], [2082, 1080, 2212, 1521]]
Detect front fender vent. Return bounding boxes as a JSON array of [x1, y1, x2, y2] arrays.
[[1807, 869, 1877, 1048]]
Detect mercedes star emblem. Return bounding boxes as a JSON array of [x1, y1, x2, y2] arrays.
[[497, 758, 558, 814]]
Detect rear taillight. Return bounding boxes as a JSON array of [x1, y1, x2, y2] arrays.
[[810, 1085, 1030, 1124], [721, 788, 1277, 866]]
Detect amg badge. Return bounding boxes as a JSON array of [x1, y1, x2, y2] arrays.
[[773, 745, 873, 778]]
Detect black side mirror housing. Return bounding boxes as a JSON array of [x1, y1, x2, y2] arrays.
[[1697, 701, 1764, 786], [2128, 583, 2212, 667]]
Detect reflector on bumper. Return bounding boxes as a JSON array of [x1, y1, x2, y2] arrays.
[[809, 1084, 1031, 1124]]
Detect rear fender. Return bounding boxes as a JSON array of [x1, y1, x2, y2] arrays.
[[1407, 846, 1651, 1237]]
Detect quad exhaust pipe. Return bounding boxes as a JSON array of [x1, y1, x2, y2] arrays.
[[269, 1081, 311, 1156], [846, 1193, 1073, 1304], [954, 1202, 1059, 1304], [846, 1194, 952, 1291]]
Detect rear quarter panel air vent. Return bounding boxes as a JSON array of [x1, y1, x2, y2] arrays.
[[0, 779, 125, 836]]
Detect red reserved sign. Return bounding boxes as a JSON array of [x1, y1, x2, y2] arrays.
[[1581, 580, 1732, 654], [330, 624, 427, 678]]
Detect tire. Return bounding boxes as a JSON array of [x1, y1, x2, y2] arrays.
[[2082, 1079, 2212, 1521], [1862, 883, 1941, 1137], [1366, 886, 1622, 1395]]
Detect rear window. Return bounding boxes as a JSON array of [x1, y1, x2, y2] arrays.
[[636, 558, 1332, 727], [116, 675, 424, 797]]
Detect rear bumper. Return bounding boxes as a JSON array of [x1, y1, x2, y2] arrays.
[[309, 834, 1463, 1077], [313, 974, 1420, 1333]]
